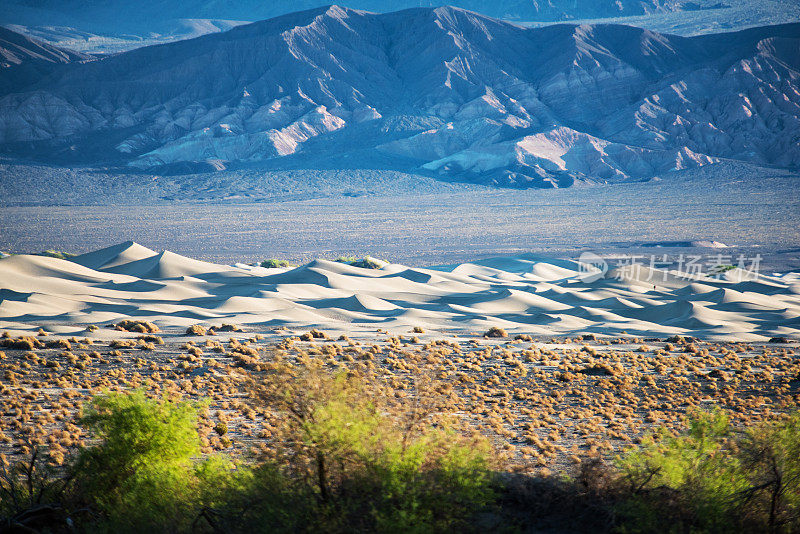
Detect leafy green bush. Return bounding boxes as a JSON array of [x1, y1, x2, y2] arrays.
[[737, 412, 800, 532], [76, 391, 211, 532], [616, 410, 800, 534], [250, 358, 494, 532], [38, 249, 76, 260], [708, 264, 736, 276], [193, 460, 303, 533], [260, 259, 293, 268], [333, 256, 386, 269], [616, 410, 744, 532]]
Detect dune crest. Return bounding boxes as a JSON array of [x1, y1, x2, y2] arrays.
[[0, 243, 797, 341]]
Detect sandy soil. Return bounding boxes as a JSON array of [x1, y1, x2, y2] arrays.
[[0, 328, 797, 471]]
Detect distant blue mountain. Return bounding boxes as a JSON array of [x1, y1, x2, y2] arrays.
[[0, 7, 797, 188], [2, 0, 796, 54], [0, 0, 716, 33]]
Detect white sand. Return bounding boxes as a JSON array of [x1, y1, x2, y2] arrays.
[[1, 241, 798, 341]]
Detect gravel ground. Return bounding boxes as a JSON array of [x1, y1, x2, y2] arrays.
[[2, 326, 797, 473]]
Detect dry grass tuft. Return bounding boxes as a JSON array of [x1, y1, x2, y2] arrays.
[[0, 337, 43, 351], [115, 320, 160, 333], [186, 325, 207, 336], [300, 329, 329, 341], [485, 327, 508, 338]]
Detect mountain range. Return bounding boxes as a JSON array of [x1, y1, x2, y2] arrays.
[[3, 0, 797, 55], [0, 6, 798, 188], [0, 0, 729, 33]]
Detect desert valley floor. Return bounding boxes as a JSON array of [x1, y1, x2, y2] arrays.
[[1, 163, 798, 478], [0, 317, 797, 472]]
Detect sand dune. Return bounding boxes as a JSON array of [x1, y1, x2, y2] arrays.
[[1, 242, 798, 341], [72, 240, 157, 270]]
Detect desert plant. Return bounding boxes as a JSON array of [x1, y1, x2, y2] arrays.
[[186, 324, 207, 336], [334, 256, 385, 269], [37, 250, 76, 260], [260, 259, 293, 268], [484, 327, 508, 338], [249, 357, 494, 532], [615, 410, 800, 533], [76, 391, 207, 532], [114, 320, 160, 333], [736, 413, 800, 533], [137, 335, 164, 345], [708, 264, 736, 276], [0, 446, 81, 532], [616, 410, 745, 532], [192, 460, 301, 533]]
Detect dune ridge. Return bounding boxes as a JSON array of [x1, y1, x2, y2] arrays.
[[0, 242, 797, 341]]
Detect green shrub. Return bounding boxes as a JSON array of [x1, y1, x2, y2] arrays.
[[708, 264, 736, 276], [38, 249, 76, 260], [367, 430, 493, 533], [193, 460, 304, 533], [250, 358, 494, 532], [736, 412, 800, 532], [333, 256, 385, 269], [616, 410, 800, 534], [76, 391, 207, 532], [260, 259, 293, 268], [616, 410, 745, 532]]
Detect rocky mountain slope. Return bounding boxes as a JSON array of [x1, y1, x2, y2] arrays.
[[0, 26, 88, 67], [1, 20, 249, 55], [0, 7, 797, 188], [0, 26, 91, 92]]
